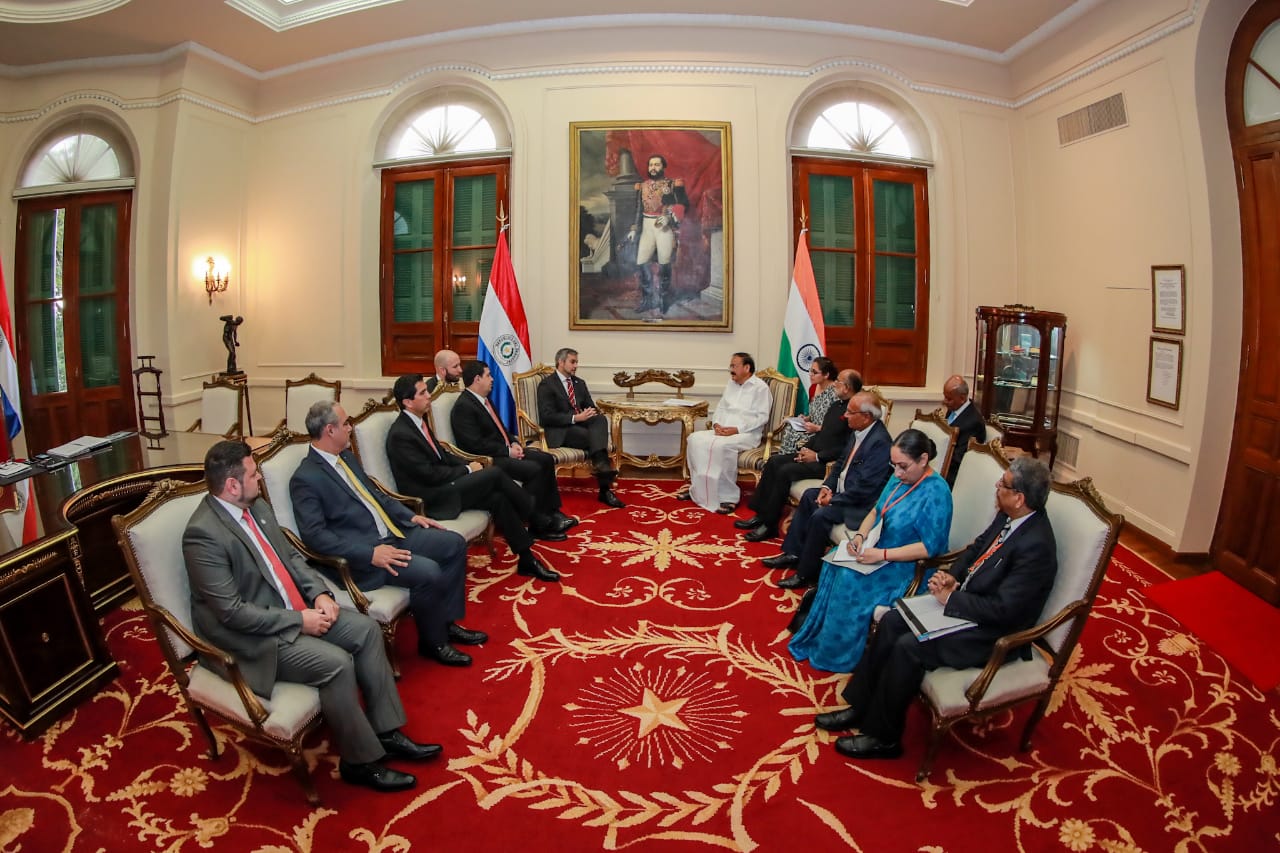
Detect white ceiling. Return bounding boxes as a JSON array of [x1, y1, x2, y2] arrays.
[[0, 0, 1098, 74]]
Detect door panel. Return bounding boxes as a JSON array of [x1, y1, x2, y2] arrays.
[[15, 192, 134, 454], [1216, 146, 1280, 603]]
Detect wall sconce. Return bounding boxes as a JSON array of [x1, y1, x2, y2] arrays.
[[198, 255, 231, 304], [452, 272, 468, 295]]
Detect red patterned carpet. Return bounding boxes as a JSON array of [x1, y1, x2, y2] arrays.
[[3, 483, 1279, 851]]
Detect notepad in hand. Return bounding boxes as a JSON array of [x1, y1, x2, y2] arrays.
[[824, 544, 885, 574], [895, 594, 977, 641]]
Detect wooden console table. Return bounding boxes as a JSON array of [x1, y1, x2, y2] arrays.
[[596, 396, 708, 477]]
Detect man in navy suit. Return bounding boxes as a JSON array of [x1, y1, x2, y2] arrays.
[[184, 440, 441, 792], [386, 373, 560, 583], [537, 347, 625, 508], [289, 400, 484, 667], [766, 391, 893, 589], [815, 456, 1058, 759], [942, 375, 987, 486], [450, 360, 575, 536]]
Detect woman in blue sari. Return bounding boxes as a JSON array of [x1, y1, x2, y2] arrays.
[[788, 428, 953, 673]]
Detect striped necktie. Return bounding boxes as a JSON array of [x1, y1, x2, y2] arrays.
[[961, 520, 1012, 589], [335, 455, 405, 538]]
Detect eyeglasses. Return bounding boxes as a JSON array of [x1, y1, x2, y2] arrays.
[[996, 477, 1018, 492]]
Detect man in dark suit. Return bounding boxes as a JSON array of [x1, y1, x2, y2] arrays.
[[815, 456, 1058, 760], [765, 391, 893, 590], [386, 373, 561, 583], [451, 360, 573, 533], [537, 347, 625, 509], [943, 374, 987, 486], [737, 368, 860, 542], [184, 440, 441, 793], [425, 349, 462, 394], [289, 400, 484, 667]]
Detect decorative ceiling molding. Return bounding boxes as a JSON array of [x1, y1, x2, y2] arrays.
[[0, 4, 1204, 122], [0, 0, 130, 24], [224, 0, 405, 32]]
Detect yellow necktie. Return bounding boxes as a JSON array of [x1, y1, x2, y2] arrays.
[[335, 455, 405, 538]]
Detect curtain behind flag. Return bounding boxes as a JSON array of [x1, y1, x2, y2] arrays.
[[777, 229, 825, 414], [478, 228, 531, 433]]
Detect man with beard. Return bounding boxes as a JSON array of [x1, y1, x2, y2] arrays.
[[626, 154, 690, 315]]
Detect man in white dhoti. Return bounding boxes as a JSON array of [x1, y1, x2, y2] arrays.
[[680, 352, 772, 513]]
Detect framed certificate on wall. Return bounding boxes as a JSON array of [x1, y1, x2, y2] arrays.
[[1147, 336, 1183, 409], [1151, 265, 1185, 335]]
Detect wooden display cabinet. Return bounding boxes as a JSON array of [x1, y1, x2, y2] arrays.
[[973, 305, 1067, 465]]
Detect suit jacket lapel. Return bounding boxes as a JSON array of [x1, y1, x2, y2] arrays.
[[310, 446, 363, 502], [206, 495, 280, 591]]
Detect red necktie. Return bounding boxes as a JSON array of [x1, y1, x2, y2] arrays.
[[483, 398, 511, 443], [566, 378, 578, 413], [242, 509, 307, 610], [420, 419, 441, 457]]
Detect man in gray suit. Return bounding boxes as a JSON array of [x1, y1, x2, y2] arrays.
[[183, 440, 441, 793]]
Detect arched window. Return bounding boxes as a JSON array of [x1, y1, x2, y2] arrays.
[[791, 85, 932, 386], [13, 116, 137, 451], [377, 91, 511, 374]]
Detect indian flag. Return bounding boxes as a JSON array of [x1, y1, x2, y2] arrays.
[[777, 230, 825, 414]]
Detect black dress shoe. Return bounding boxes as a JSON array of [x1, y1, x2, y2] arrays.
[[447, 623, 488, 646], [761, 553, 799, 569], [377, 729, 443, 761], [715, 502, 737, 514], [777, 574, 815, 590], [423, 644, 472, 666], [551, 512, 579, 532], [742, 526, 776, 543], [833, 734, 903, 760], [517, 555, 561, 582], [814, 707, 861, 732], [338, 760, 417, 792], [598, 489, 626, 509], [532, 526, 568, 542], [733, 515, 763, 530], [675, 490, 692, 501]]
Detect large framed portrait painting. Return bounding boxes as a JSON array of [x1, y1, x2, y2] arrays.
[[571, 121, 732, 330]]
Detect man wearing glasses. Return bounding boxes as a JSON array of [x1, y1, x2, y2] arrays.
[[813, 456, 1058, 761]]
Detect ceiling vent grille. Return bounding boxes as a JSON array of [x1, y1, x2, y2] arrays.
[[1057, 93, 1127, 146]]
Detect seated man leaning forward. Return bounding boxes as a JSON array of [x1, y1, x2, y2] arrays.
[[537, 346, 625, 509], [814, 456, 1058, 762], [764, 390, 893, 589], [788, 428, 954, 673], [289, 399, 485, 668], [183, 440, 441, 793], [450, 360, 576, 539], [386, 373, 560, 583], [679, 351, 772, 513], [737, 364, 859, 543]]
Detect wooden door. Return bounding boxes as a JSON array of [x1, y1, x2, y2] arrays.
[[380, 159, 508, 375], [13, 192, 136, 454], [1218, 0, 1280, 605]]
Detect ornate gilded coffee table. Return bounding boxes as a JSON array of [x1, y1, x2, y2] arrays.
[[596, 395, 709, 477]]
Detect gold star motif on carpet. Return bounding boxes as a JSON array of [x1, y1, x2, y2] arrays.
[[619, 687, 691, 738], [586, 527, 740, 571]]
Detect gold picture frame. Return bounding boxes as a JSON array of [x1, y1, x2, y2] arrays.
[[570, 121, 732, 331], [1146, 336, 1183, 410], [1151, 264, 1185, 335]]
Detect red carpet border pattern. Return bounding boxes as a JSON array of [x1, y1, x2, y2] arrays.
[[1, 484, 1279, 851]]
